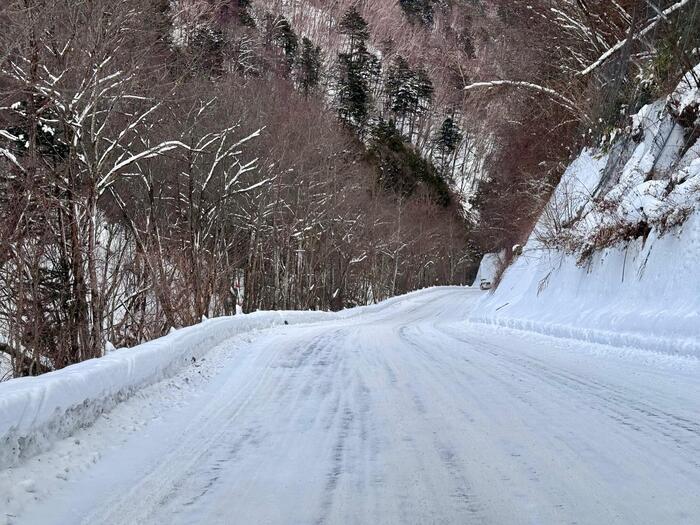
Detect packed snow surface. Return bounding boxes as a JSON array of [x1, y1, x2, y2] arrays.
[[1, 287, 699, 524]]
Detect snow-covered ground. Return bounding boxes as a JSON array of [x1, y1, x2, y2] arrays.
[[472, 208, 700, 356], [1, 287, 699, 524]]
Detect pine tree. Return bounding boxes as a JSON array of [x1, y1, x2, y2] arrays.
[[5, 100, 69, 161], [237, 0, 256, 27], [436, 117, 462, 153], [386, 56, 415, 119], [385, 57, 433, 133], [264, 14, 298, 71], [370, 120, 451, 206], [413, 68, 434, 112], [398, 0, 436, 25], [461, 33, 476, 59], [189, 27, 225, 75], [338, 6, 370, 48]]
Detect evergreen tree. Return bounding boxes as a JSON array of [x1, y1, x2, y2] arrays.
[[435, 117, 462, 154], [237, 0, 256, 28], [264, 14, 298, 71], [370, 120, 451, 206], [461, 33, 476, 59], [338, 6, 370, 48], [386, 56, 416, 118], [296, 37, 322, 95], [385, 57, 433, 132], [5, 100, 69, 161], [414, 68, 434, 112], [336, 7, 378, 132], [434, 116, 463, 176], [399, 0, 436, 25], [189, 27, 225, 75], [277, 18, 298, 59]]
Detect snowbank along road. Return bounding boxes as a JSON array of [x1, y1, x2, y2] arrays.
[[2, 287, 700, 524]]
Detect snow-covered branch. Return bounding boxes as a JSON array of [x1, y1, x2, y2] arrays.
[[577, 0, 692, 77], [462, 80, 586, 120], [97, 140, 191, 195]]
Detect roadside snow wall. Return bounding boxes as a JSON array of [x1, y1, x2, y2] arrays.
[[471, 65, 700, 357], [0, 311, 331, 469]]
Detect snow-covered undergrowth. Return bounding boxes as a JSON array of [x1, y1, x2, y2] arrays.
[[472, 65, 700, 357], [0, 310, 332, 469]]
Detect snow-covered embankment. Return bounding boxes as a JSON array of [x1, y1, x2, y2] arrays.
[[0, 311, 331, 469], [472, 66, 700, 357]]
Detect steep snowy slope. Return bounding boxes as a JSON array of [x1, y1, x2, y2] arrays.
[[472, 65, 700, 356]]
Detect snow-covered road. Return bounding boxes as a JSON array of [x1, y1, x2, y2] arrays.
[[3, 287, 700, 524]]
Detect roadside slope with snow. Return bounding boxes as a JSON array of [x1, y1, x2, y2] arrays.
[[472, 65, 700, 357]]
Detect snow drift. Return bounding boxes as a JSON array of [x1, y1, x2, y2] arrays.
[[472, 65, 700, 357], [0, 311, 331, 469]]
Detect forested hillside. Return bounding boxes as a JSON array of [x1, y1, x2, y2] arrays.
[[251, 0, 698, 242], [1, 0, 699, 377]]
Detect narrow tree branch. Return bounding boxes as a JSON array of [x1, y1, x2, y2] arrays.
[[462, 80, 588, 122]]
